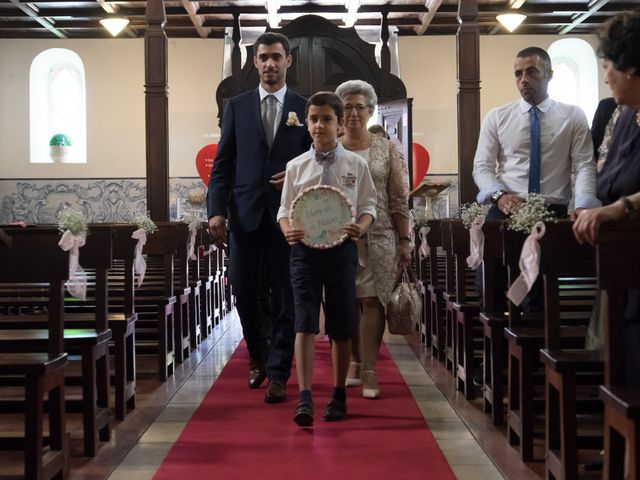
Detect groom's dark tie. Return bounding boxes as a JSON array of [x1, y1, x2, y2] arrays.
[[528, 105, 541, 193], [262, 95, 277, 147]]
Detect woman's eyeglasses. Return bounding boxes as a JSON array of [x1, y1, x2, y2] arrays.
[[344, 104, 369, 113]]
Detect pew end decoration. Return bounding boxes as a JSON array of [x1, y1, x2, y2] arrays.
[[411, 208, 431, 259], [460, 202, 489, 269], [180, 212, 202, 260], [132, 213, 158, 287], [460, 202, 489, 229], [57, 206, 88, 299], [506, 193, 555, 233], [506, 194, 555, 306]]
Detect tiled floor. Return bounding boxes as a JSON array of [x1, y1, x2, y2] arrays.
[[106, 312, 504, 480]]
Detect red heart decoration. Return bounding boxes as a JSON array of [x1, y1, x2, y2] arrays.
[[195, 144, 218, 187], [412, 143, 431, 190]]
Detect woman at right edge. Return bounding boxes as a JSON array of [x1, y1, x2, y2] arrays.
[[335, 80, 412, 399]]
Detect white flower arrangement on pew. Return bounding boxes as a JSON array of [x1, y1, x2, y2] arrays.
[[180, 212, 202, 260], [411, 208, 431, 259], [410, 208, 429, 229], [131, 213, 156, 287], [460, 202, 489, 229], [57, 206, 88, 299], [506, 193, 556, 233], [58, 206, 88, 236], [505, 193, 556, 306], [179, 212, 202, 228], [134, 213, 158, 234]]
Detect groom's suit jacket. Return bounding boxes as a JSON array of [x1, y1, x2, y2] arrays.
[[207, 88, 311, 233]]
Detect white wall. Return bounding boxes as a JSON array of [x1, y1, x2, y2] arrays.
[[1, 34, 609, 180], [398, 34, 607, 174], [0, 38, 224, 179]]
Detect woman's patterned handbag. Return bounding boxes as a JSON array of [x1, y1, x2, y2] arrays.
[[386, 266, 422, 335]]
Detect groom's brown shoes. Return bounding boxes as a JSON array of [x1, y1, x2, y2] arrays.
[[248, 359, 267, 389], [264, 379, 287, 403]]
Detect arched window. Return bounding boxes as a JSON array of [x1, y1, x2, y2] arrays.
[[548, 38, 598, 125], [30, 48, 87, 163]]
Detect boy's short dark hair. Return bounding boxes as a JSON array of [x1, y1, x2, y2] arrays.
[[254, 32, 291, 57], [305, 91, 344, 119]]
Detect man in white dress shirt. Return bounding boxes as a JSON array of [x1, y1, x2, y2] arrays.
[[471, 47, 600, 386], [473, 46, 600, 217], [472, 46, 600, 319]]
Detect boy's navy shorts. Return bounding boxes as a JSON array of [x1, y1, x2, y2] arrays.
[[289, 240, 358, 341]]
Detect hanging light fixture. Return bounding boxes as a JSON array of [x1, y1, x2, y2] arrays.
[[100, 17, 130, 37], [265, 0, 280, 28], [344, 0, 361, 28], [496, 12, 526, 32]]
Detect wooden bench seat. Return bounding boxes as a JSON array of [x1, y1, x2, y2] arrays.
[[598, 223, 640, 480], [0, 226, 117, 457], [0, 227, 69, 479]]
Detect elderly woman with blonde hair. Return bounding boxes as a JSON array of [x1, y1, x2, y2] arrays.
[[335, 79, 412, 399]]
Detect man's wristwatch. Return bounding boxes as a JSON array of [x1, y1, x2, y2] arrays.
[[490, 189, 507, 204]]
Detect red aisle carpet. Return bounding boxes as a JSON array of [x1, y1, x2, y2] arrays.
[[154, 339, 456, 480]]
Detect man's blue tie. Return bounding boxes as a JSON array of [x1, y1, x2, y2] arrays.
[[528, 106, 541, 193]]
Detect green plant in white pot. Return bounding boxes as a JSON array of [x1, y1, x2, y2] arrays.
[[49, 133, 72, 163]]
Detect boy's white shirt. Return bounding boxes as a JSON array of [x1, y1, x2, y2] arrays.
[[277, 143, 377, 223]]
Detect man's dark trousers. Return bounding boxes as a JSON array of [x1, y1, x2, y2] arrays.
[[229, 211, 294, 383]]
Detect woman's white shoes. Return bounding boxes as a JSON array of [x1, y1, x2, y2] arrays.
[[346, 362, 362, 387], [362, 370, 380, 399]]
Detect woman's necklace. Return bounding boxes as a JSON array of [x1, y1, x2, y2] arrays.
[[341, 132, 372, 151], [636, 110, 640, 127]]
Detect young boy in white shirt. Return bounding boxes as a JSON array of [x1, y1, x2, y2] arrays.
[[277, 91, 377, 426]]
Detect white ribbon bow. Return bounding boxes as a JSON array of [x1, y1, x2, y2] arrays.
[[187, 220, 200, 261], [466, 214, 486, 270], [58, 230, 87, 300], [419, 226, 431, 259], [131, 229, 147, 287], [507, 221, 546, 306]]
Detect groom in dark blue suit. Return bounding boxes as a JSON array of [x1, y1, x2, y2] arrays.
[[207, 32, 311, 403]]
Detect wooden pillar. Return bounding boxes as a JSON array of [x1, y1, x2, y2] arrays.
[[231, 10, 242, 79], [145, 0, 169, 221], [380, 8, 391, 82], [456, 0, 480, 206]]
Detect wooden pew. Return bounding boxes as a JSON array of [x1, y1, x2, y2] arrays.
[[414, 225, 432, 346], [503, 227, 542, 461], [478, 220, 509, 426], [426, 220, 448, 361], [195, 224, 214, 339], [0, 228, 68, 479], [438, 220, 458, 369], [538, 221, 602, 480], [0, 225, 114, 457], [598, 222, 640, 480], [130, 223, 177, 382], [107, 225, 140, 420], [449, 220, 482, 400], [172, 222, 194, 361], [504, 222, 599, 462]]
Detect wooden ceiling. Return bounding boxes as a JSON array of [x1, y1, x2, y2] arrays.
[[0, 0, 636, 39]]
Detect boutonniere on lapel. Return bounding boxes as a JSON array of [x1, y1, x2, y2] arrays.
[[286, 111, 303, 127]]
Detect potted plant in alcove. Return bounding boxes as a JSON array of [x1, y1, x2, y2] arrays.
[[49, 133, 73, 163]]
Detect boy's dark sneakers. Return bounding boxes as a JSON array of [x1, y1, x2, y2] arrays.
[[323, 398, 347, 421], [294, 401, 314, 427]]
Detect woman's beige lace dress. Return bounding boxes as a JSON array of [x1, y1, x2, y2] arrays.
[[349, 135, 410, 309]]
